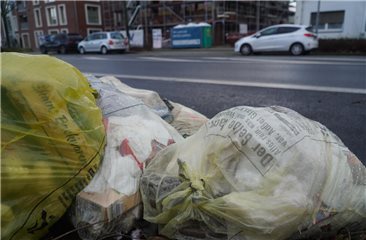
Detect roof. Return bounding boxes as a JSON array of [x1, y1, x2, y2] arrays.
[[266, 24, 308, 28]]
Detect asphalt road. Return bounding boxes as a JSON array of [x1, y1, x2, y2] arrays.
[[52, 50, 366, 163]]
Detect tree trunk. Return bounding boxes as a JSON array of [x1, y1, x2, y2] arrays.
[[1, 15, 11, 47], [1, 1, 12, 48], [123, 1, 131, 52]]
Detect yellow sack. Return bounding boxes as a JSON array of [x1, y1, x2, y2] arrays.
[[141, 106, 366, 240], [1, 53, 106, 240]]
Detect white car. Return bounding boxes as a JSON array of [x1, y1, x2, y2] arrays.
[[234, 24, 318, 56], [78, 31, 127, 54]]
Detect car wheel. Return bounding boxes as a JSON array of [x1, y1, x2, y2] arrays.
[[290, 43, 304, 56], [40, 47, 47, 54], [240, 44, 252, 56], [101, 46, 108, 55], [59, 45, 66, 54], [79, 47, 85, 54]]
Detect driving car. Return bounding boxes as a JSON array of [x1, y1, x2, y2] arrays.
[[39, 33, 83, 54], [78, 31, 127, 54], [234, 24, 318, 56]]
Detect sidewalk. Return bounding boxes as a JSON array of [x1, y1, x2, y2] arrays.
[[131, 46, 366, 57], [131, 45, 235, 57]]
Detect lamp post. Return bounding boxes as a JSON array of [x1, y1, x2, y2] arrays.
[[315, 0, 321, 34], [218, 13, 229, 45]]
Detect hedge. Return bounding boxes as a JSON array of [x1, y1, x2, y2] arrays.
[[317, 39, 366, 53]]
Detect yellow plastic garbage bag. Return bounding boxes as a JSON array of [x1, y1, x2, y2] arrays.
[[141, 106, 366, 240], [1, 53, 106, 240]]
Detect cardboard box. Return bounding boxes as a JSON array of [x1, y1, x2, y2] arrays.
[[76, 188, 141, 222]]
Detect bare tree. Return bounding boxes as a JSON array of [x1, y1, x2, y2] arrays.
[[1, 0, 15, 48]]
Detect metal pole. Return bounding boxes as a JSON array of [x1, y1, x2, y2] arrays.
[[163, 1, 166, 37], [223, 19, 225, 45], [183, 2, 186, 23], [236, 0, 239, 32], [205, 0, 208, 22], [223, 1, 225, 45], [144, 2, 148, 49], [315, 0, 321, 34], [212, 0, 215, 45], [123, 0, 130, 51], [256, 1, 260, 31]]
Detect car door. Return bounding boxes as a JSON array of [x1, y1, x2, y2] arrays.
[[83, 35, 93, 52], [90, 33, 105, 52], [45, 35, 57, 51], [251, 27, 279, 52], [272, 27, 301, 51], [86, 33, 101, 52]]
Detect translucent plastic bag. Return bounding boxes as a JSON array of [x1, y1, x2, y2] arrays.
[[72, 76, 183, 240], [98, 75, 173, 122], [168, 100, 208, 137], [1, 53, 105, 240], [141, 106, 366, 240]]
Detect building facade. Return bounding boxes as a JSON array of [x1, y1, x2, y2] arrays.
[[8, 0, 291, 50], [12, 0, 103, 50], [295, 0, 366, 39], [102, 1, 291, 45]]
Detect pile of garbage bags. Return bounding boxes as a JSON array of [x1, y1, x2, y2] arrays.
[[1, 53, 365, 240]]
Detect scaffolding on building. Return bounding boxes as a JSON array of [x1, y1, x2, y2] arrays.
[[102, 1, 291, 46]]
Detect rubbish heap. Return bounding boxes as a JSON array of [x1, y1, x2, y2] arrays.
[[1, 53, 365, 240]]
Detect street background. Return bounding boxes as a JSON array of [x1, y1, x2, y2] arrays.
[[54, 49, 366, 164]]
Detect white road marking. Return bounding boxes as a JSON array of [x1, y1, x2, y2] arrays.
[[292, 56, 366, 62], [61, 56, 365, 66], [139, 57, 205, 62], [82, 56, 108, 60], [84, 72, 366, 94], [203, 57, 366, 66]]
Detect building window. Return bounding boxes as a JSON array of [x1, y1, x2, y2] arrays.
[[46, 6, 58, 26], [33, 0, 40, 5], [85, 4, 101, 25], [113, 12, 122, 26], [60, 28, 68, 34], [58, 4, 67, 25], [310, 11, 345, 31], [34, 8, 42, 28], [17, 1, 27, 11], [19, 15, 29, 30], [34, 30, 44, 48], [21, 33, 30, 48], [48, 29, 59, 35]]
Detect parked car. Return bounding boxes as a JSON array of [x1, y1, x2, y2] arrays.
[[234, 24, 318, 56], [40, 33, 83, 54], [225, 32, 255, 46], [78, 31, 127, 54]]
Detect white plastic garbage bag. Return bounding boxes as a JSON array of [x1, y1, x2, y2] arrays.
[[98, 75, 173, 122], [72, 76, 183, 240], [167, 100, 209, 137], [141, 106, 366, 240]]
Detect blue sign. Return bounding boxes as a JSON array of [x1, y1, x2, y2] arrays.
[[171, 27, 202, 48]]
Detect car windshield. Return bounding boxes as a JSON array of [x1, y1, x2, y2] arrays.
[[110, 32, 124, 40]]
